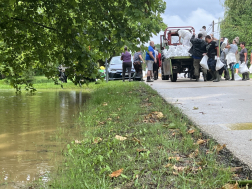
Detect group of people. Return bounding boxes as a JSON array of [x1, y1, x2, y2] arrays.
[[120, 26, 251, 83], [189, 26, 251, 82], [120, 42, 161, 82]]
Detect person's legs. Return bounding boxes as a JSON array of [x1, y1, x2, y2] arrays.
[[126, 62, 132, 81], [146, 60, 154, 82], [122, 62, 126, 81], [193, 59, 200, 81], [202, 68, 207, 81], [208, 58, 219, 82], [230, 63, 235, 80]]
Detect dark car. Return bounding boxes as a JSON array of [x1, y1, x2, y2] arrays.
[[108, 56, 135, 80]]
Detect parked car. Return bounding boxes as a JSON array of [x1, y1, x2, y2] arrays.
[[108, 56, 135, 80]]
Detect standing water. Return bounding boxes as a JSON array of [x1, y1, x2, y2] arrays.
[[0, 90, 89, 188]]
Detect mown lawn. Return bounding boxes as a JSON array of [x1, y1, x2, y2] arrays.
[[44, 81, 249, 189]]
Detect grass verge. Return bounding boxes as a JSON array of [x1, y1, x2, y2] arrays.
[[47, 81, 250, 189], [0, 76, 104, 90]]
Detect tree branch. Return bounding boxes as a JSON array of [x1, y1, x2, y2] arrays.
[[10, 17, 57, 31]]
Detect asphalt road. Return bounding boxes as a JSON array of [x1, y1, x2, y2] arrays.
[[147, 77, 252, 168]]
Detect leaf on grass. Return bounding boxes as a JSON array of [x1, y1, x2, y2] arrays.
[[172, 171, 178, 175], [193, 107, 199, 110], [189, 149, 199, 158], [107, 118, 112, 121], [196, 139, 205, 145], [221, 182, 239, 189], [133, 137, 141, 145], [143, 120, 148, 123], [191, 166, 202, 172], [188, 129, 195, 134], [99, 121, 105, 125], [213, 144, 226, 154], [103, 102, 108, 106], [206, 150, 213, 155], [109, 168, 123, 178], [164, 163, 172, 168], [168, 157, 180, 161], [230, 167, 243, 173], [118, 108, 121, 111], [74, 140, 83, 144], [136, 149, 147, 153], [93, 137, 102, 144], [115, 135, 127, 141], [153, 111, 164, 119], [129, 91, 132, 93], [168, 123, 176, 129], [173, 165, 186, 172]]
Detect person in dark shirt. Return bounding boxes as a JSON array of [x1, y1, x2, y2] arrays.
[[204, 35, 220, 82], [240, 42, 249, 80], [190, 33, 207, 81]]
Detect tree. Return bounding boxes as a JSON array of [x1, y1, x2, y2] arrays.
[[0, 0, 167, 91], [221, 0, 252, 58]]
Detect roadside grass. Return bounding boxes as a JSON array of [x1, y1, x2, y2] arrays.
[[47, 81, 245, 189]]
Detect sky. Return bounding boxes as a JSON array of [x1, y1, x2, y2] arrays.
[[150, 0, 226, 45]]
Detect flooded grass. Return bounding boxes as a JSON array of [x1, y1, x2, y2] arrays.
[[47, 82, 250, 189]]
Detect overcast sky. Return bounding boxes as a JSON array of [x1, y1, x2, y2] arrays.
[[150, 0, 225, 45]]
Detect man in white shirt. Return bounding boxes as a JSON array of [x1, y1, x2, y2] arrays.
[[178, 29, 192, 47], [199, 26, 207, 40]]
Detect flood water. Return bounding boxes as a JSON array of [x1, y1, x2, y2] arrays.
[[0, 90, 89, 188]]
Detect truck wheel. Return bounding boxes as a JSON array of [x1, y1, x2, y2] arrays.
[[171, 73, 177, 82]]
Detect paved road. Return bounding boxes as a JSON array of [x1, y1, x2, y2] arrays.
[[147, 77, 252, 168]]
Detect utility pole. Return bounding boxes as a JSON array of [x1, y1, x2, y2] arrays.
[[212, 20, 214, 38]]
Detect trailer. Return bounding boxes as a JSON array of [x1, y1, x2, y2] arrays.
[[160, 26, 196, 82]]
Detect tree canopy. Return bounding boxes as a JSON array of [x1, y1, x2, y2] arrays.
[[0, 0, 166, 91], [221, 0, 252, 56]]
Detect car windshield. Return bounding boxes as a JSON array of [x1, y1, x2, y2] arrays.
[[110, 56, 122, 64]]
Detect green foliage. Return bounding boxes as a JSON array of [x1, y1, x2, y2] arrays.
[[221, 0, 252, 55], [0, 0, 166, 91]]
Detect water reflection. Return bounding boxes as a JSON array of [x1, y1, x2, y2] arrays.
[[0, 90, 89, 188]]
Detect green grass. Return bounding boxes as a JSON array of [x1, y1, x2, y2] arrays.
[[45, 81, 241, 189], [0, 76, 105, 90]]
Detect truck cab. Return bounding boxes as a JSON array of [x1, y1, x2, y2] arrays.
[[160, 26, 195, 82]]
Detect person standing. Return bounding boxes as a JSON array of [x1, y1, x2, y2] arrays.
[[178, 29, 192, 47], [199, 26, 207, 40], [225, 37, 239, 80], [121, 46, 132, 82], [133, 48, 145, 81], [145, 41, 156, 82], [239, 42, 249, 80], [190, 33, 207, 81], [220, 48, 230, 80], [205, 35, 220, 82]]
